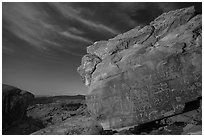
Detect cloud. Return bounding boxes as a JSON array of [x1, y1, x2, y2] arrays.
[[3, 3, 49, 50], [2, 2, 95, 56], [60, 31, 93, 43], [51, 3, 119, 35], [2, 45, 14, 55], [68, 27, 84, 35], [3, 2, 201, 58], [39, 21, 92, 44]]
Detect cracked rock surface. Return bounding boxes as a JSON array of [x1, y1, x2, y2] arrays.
[[78, 6, 202, 130]]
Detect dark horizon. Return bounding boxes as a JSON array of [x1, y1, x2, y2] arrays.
[[2, 2, 202, 96]]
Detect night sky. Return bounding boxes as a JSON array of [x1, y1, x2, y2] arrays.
[[2, 2, 202, 96]]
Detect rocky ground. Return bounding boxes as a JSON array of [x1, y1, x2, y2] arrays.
[[2, 84, 202, 135], [27, 95, 86, 126], [31, 98, 202, 135]]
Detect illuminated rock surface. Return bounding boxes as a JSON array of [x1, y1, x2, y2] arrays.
[[78, 6, 202, 130]]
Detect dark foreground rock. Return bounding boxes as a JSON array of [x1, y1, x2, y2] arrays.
[[3, 117, 45, 135], [2, 84, 44, 134], [78, 6, 202, 130]]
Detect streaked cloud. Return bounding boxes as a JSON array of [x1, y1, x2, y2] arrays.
[[3, 3, 46, 49], [60, 31, 93, 43], [3, 2, 201, 58], [2, 45, 14, 55], [68, 27, 84, 35], [2, 2, 96, 56], [51, 3, 119, 35]]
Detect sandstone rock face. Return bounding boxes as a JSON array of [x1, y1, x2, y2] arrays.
[[2, 84, 36, 134], [78, 6, 202, 130]]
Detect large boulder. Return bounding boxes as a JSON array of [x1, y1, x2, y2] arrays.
[[2, 84, 35, 133], [78, 6, 202, 130]]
